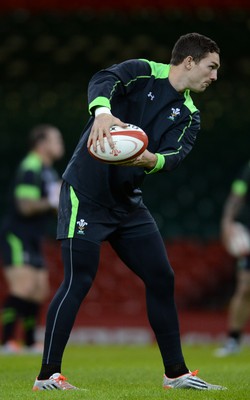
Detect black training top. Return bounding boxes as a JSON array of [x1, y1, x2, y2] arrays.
[[1, 152, 59, 239], [231, 161, 250, 227], [63, 59, 200, 211]]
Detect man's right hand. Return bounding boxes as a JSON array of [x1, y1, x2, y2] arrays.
[[87, 113, 127, 153]]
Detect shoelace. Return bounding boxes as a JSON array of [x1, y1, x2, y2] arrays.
[[54, 375, 72, 388]]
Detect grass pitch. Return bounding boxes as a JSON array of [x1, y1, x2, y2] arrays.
[[0, 343, 249, 399]]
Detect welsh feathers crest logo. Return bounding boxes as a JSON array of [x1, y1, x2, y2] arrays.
[[168, 107, 180, 121], [110, 142, 121, 157], [76, 218, 88, 235]]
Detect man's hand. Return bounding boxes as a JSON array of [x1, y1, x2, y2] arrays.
[[113, 150, 157, 170], [221, 221, 250, 257], [87, 113, 127, 153]]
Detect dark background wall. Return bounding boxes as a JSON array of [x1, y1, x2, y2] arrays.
[[0, 1, 249, 239]]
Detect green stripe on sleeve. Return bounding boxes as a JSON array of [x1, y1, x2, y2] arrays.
[[145, 153, 165, 175], [6, 233, 23, 266], [231, 180, 248, 196], [88, 97, 111, 115], [178, 115, 192, 142], [14, 184, 41, 199], [68, 186, 79, 237]]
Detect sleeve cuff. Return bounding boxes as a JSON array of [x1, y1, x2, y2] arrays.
[[95, 107, 112, 117], [88, 97, 111, 115], [145, 153, 165, 175]]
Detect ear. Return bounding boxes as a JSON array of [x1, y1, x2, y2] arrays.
[[184, 56, 194, 70]]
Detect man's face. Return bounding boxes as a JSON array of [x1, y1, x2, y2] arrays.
[[45, 128, 65, 160], [188, 52, 220, 93]]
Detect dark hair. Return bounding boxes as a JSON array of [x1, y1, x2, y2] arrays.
[[29, 124, 55, 149], [170, 32, 220, 66]]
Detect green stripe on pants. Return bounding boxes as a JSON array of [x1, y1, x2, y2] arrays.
[[68, 186, 79, 237]]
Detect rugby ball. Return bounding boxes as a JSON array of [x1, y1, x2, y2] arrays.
[[88, 124, 148, 163], [224, 222, 250, 257]]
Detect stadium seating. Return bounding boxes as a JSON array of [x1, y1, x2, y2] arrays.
[[0, 237, 234, 326]]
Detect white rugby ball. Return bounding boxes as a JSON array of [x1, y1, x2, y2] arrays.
[[88, 124, 148, 163], [224, 222, 250, 257]]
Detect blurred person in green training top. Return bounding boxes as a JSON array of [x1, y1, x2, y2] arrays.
[[215, 161, 250, 357], [0, 124, 64, 354]]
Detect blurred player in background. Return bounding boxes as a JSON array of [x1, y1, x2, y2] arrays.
[[33, 33, 226, 391], [0, 124, 64, 353], [215, 161, 250, 357]]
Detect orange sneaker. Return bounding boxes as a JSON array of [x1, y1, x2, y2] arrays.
[[163, 370, 226, 390], [1, 340, 22, 354], [32, 373, 79, 390]]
